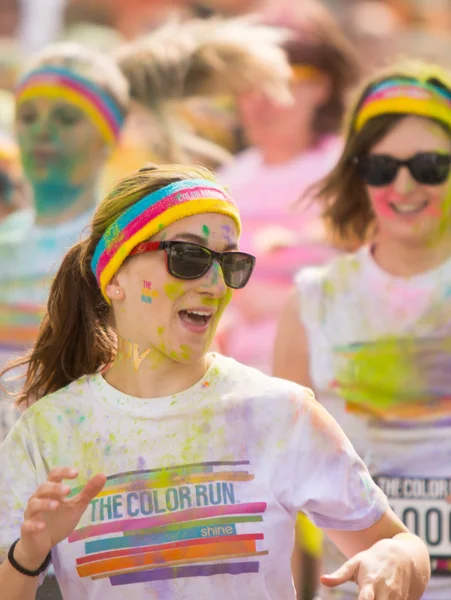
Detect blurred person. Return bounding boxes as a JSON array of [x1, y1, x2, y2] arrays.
[[0, 162, 430, 600], [274, 60, 451, 600], [218, 0, 361, 375], [0, 17, 292, 443], [0, 133, 31, 235]]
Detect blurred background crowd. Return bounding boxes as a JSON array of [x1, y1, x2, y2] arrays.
[[2, 1, 451, 599]]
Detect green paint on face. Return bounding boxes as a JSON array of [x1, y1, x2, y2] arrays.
[[164, 282, 185, 300], [201, 297, 219, 307], [202, 224, 210, 237]]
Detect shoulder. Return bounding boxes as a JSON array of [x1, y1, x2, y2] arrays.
[[293, 251, 365, 325], [218, 354, 315, 418], [0, 209, 35, 245], [21, 375, 95, 430], [217, 148, 260, 184], [296, 250, 365, 297]]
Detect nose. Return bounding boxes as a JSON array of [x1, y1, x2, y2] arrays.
[[393, 165, 416, 194], [197, 260, 228, 297]]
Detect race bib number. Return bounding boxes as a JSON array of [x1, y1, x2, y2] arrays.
[[375, 476, 451, 576]]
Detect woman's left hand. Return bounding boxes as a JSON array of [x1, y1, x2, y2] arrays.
[[321, 538, 414, 599]]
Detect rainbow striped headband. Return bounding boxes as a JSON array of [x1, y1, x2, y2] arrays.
[[16, 66, 125, 145], [355, 78, 451, 132], [91, 179, 241, 302]]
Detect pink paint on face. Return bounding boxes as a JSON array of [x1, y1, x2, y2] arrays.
[[371, 188, 395, 219], [372, 186, 445, 220]]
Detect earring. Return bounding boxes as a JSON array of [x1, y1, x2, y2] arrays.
[[115, 290, 120, 295]]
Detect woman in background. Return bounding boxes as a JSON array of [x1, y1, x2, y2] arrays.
[[218, 0, 360, 375], [275, 60, 451, 599]]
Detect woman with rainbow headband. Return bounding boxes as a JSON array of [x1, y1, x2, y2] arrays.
[[0, 163, 429, 599], [275, 60, 451, 599], [0, 17, 291, 443]]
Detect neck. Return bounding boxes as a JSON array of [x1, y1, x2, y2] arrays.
[[104, 338, 211, 399], [33, 179, 98, 226], [260, 130, 315, 166], [372, 231, 451, 277]]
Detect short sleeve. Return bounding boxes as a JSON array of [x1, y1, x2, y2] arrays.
[[0, 415, 41, 563], [292, 391, 388, 531]]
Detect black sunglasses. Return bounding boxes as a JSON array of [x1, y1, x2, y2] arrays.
[[129, 240, 256, 289], [353, 152, 451, 187]]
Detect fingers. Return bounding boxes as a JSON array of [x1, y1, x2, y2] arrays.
[[27, 497, 60, 517], [74, 473, 107, 505], [357, 584, 375, 600], [34, 481, 72, 502], [24, 468, 80, 523], [47, 467, 79, 483], [320, 557, 358, 588]]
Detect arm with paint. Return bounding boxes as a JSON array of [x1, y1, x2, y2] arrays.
[[293, 391, 430, 599]]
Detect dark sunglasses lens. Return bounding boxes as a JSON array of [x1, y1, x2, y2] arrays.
[[169, 243, 211, 278], [357, 155, 399, 186], [221, 253, 255, 289], [410, 153, 451, 185]]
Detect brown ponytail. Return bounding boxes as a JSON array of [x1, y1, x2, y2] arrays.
[[2, 238, 115, 405]]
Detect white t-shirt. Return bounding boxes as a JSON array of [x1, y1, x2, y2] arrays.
[[0, 354, 387, 600], [296, 247, 451, 600]]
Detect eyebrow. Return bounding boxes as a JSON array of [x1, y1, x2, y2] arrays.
[[169, 232, 238, 251]]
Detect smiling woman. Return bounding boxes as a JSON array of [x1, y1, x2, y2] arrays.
[[0, 163, 430, 600], [274, 60, 451, 600]]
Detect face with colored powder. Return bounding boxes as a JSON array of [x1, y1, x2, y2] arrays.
[[365, 115, 451, 246], [15, 91, 108, 214], [107, 213, 238, 366]]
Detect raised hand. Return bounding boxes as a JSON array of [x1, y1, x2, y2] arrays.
[[14, 467, 106, 570], [321, 538, 413, 600]]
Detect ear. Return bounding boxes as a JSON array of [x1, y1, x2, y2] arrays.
[[105, 273, 124, 302]]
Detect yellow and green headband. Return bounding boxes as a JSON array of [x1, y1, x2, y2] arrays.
[[91, 178, 241, 303], [355, 78, 451, 132], [16, 66, 125, 145]]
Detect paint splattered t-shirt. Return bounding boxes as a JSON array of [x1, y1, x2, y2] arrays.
[[0, 209, 93, 443], [296, 246, 451, 599], [0, 354, 387, 600]]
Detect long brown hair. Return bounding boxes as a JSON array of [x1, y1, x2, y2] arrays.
[[1, 164, 217, 406], [314, 60, 451, 245]]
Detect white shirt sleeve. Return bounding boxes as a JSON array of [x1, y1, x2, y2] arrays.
[[291, 389, 388, 530], [0, 414, 41, 563]]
